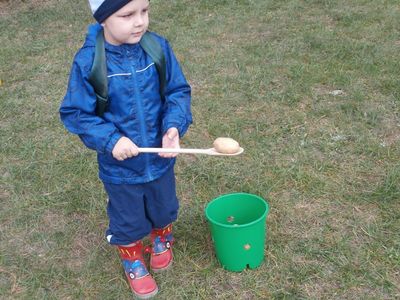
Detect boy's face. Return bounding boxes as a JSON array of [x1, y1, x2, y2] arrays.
[[102, 0, 150, 45]]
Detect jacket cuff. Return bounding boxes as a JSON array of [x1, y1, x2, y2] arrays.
[[105, 132, 123, 154], [162, 121, 184, 138]]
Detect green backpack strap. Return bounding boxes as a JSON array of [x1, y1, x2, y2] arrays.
[[88, 29, 166, 117], [88, 28, 108, 117], [140, 31, 166, 96]]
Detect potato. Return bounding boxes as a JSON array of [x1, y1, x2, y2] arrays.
[[213, 137, 240, 154]]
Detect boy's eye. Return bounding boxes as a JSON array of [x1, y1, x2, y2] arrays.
[[121, 13, 133, 18]]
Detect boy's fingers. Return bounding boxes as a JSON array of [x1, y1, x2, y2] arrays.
[[130, 147, 139, 157], [159, 152, 178, 158], [167, 128, 178, 139], [113, 144, 138, 160], [123, 147, 138, 158]]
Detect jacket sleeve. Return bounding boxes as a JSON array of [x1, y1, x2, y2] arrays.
[[59, 55, 123, 154], [161, 40, 193, 137]]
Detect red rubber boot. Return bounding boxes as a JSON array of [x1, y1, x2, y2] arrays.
[[150, 224, 174, 272], [118, 241, 158, 299]]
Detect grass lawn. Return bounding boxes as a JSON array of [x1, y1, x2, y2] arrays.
[[1, 0, 399, 299]]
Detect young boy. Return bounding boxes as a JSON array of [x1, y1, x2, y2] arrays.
[[59, 0, 192, 298]]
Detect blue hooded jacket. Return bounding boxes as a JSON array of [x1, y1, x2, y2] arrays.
[[60, 24, 192, 184]]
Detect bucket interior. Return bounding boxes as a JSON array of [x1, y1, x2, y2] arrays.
[[206, 193, 268, 226]]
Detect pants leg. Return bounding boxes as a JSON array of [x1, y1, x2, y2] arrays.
[[143, 167, 179, 229], [104, 184, 152, 245]]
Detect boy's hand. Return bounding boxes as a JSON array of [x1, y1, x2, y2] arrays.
[[160, 127, 180, 158], [112, 137, 139, 161]]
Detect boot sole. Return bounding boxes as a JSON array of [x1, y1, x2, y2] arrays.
[[133, 286, 158, 299]]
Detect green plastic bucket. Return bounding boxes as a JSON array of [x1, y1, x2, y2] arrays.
[[205, 193, 269, 272]]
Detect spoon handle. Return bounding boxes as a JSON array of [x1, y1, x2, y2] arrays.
[[138, 147, 213, 155]]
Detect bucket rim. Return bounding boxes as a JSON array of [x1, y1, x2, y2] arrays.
[[204, 192, 269, 229]]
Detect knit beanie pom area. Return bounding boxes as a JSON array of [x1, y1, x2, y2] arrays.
[[89, 0, 132, 23]]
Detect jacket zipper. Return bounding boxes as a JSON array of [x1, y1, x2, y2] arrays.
[[131, 66, 153, 181]]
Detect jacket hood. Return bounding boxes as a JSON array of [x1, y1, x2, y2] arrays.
[[83, 23, 102, 48]]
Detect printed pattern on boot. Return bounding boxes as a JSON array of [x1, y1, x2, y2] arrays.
[[153, 233, 173, 255], [122, 259, 149, 280]]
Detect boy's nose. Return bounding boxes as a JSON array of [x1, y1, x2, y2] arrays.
[[134, 16, 145, 26]]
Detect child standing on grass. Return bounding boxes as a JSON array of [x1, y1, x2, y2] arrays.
[[59, 0, 192, 298]]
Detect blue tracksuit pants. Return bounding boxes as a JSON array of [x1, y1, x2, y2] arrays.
[[103, 167, 179, 245]]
